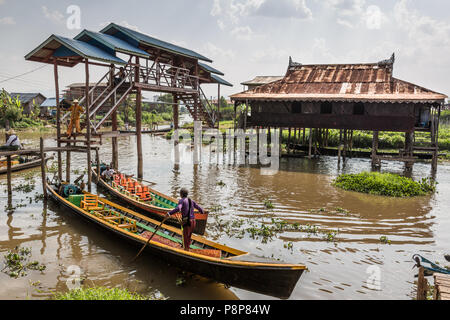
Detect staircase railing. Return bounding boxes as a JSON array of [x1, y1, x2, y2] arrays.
[[199, 86, 217, 127], [60, 69, 111, 123]]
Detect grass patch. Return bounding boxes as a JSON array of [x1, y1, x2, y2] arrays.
[[54, 286, 163, 300], [333, 172, 436, 197]]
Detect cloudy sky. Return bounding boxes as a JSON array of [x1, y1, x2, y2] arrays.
[[0, 0, 449, 100]]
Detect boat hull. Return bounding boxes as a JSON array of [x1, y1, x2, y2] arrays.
[[47, 183, 304, 299], [0, 156, 53, 175]]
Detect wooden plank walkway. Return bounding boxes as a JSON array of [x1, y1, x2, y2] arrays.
[[434, 273, 450, 300]]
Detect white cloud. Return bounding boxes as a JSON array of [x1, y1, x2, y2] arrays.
[[0, 16, 15, 25], [323, 0, 385, 30], [210, 0, 312, 38], [231, 25, 253, 40], [99, 20, 141, 32], [42, 6, 64, 24], [202, 42, 236, 61], [364, 5, 386, 30]]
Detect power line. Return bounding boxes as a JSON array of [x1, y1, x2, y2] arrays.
[[0, 65, 48, 84], [0, 74, 51, 88]]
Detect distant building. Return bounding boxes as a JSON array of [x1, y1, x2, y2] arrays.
[[40, 97, 71, 117], [240, 76, 284, 91], [9, 92, 46, 116]]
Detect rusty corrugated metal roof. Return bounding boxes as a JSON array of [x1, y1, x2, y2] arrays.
[[231, 57, 447, 103], [241, 76, 284, 86]]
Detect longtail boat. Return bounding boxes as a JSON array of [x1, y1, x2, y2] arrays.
[[47, 182, 306, 299], [0, 155, 53, 175], [91, 166, 208, 235]]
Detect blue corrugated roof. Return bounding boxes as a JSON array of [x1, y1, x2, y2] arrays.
[[74, 30, 150, 58], [40, 97, 70, 107], [53, 35, 127, 65], [100, 23, 212, 63], [198, 62, 224, 76], [25, 34, 127, 66], [211, 74, 233, 87]]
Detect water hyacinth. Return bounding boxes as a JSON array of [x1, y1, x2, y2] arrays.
[[333, 172, 436, 197]]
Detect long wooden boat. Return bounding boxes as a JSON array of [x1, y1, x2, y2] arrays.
[[0, 155, 53, 175], [47, 182, 306, 299], [91, 167, 208, 235]]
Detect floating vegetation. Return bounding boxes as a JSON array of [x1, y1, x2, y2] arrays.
[[2, 246, 46, 278], [333, 172, 437, 197], [379, 236, 391, 244], [54, 286, 165, 300], [284, 242, 294, 251], [217, 180, 226, 187], [12, 182, 35, 193], [263, 199, 274, 209], [208, 215, 339, 244]]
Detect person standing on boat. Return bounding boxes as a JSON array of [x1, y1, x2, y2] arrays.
[[66, 99, 84, 137], [166, 188, 204, 251], [1, 129, 22, 151]]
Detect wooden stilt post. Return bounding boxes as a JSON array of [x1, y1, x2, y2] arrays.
[[372, 131, 379, 168], [302, 128, 306, 145], [416, 266, 429, 300], [217, 84, 220, 129], [111, 109, 118, 170], [136, 88, 143, 179], [85, 59, 92, 192], [173, 94, 179, 130], [287, 127, 291, 155], [95, 147, 100, 183], [405, 131, 415, 171], [54, 60, 62, 182], [6, 155, 12, 198], [308, 128, 312, 159], [111, 65, 118, 170], [66, 148, 71, 182], [40, 137, 47, 199]]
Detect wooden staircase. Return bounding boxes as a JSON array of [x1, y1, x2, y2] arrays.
[[61, 63, 134, 135], [178, 87, 218, 128]]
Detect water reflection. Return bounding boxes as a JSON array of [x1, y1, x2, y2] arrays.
[[0, 130, 448, 300]]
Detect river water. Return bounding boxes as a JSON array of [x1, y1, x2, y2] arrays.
[[0, 129, 449, 300]]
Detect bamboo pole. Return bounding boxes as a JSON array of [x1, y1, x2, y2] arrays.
[[40, 137, 47, 199]]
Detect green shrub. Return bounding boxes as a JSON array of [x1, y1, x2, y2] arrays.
[[54, 286, 159, 300], [333, 172, 436, 197]]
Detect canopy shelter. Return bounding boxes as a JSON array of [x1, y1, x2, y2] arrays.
[[24, 22, 232, 192]]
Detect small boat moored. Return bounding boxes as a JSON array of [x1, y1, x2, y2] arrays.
[[92, 165, 208, 235], [46, 181, 306, 299], [0, 155, 54, 175]]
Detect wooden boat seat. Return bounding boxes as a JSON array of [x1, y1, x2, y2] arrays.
[[81, 195, 105, 211]]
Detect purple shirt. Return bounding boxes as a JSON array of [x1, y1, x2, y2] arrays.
[[168, 197, 203, 220]]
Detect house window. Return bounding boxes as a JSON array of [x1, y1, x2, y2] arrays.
[[292, 101, 302, 113], [320, 102, 332, 114], [353, 102, 365, 115]]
